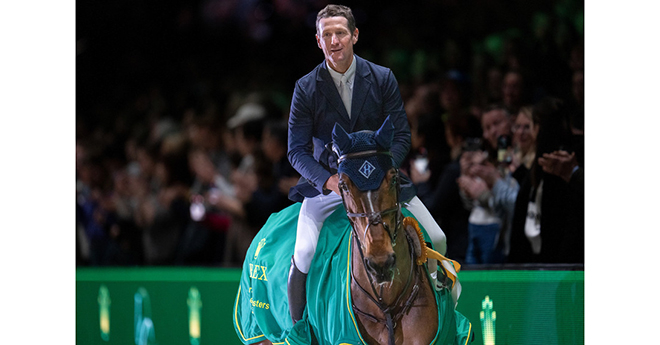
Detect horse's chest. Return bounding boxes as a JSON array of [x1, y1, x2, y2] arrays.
[[353, 286, 438, 345]]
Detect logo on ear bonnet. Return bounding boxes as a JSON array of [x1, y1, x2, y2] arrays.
[[359, 161, 376, 179]]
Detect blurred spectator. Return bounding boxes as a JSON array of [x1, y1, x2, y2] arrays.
[[508, 97, 584, 264], [175, 101, 268, 265], [511, 106, 539, 172], [77, 138, 147, 266], [406, 112, 450, 192], [76, 148, 116, 266], [141, 132, 193, 265], [411, 113, 482, 264], [261, 119, 300, 200], [218, 117, 299, 266], [108, 167, 144, 265], [176, 147, 232, 265], [220, 112, 266, 266], [439, 71, 471, 123], [185, 112, 234, 180], [464, 104, 548, 263], [404, 81, 441, 130], [402, 81, 450, 191], [480, 104, 512, 155], [457, 105, 516, 265]]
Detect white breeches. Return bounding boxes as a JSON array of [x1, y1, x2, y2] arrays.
[[293, 193, 447, 274]]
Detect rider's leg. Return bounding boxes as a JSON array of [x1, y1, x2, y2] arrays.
[[287, 256, 307, 323], [404, 196, 447, 290], [404, 196, 447, 255], [288, 192, 343, 323]]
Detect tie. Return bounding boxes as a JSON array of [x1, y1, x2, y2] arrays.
[[340, 75, 352, 119]]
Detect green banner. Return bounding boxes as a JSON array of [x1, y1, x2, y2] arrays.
[[76, 268, 583, 345]]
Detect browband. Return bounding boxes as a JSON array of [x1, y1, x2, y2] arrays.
[[337, 150, 392, 164]]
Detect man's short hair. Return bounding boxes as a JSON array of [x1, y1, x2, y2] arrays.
[[316, 4, 356, 35], [482, 104, 511, 119]]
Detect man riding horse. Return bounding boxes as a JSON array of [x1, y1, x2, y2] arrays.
[[233, 118, 473, 344], [286, 4, 448, 326]]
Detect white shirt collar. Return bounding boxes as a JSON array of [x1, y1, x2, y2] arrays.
[[326, 55, 356, 90]]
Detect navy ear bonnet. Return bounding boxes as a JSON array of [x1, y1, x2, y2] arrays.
[[332, 116, 395, 191]]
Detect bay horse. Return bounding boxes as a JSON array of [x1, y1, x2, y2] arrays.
[[331, 118, 468, 345], [234, 117, 472, 345]]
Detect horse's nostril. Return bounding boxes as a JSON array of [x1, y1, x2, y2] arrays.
[[385, 253, 396, 269], [365, 254, 396, 282]]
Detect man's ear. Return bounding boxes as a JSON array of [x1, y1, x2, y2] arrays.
[[352, 28, 359, 44], [316, 34, 322, 49]]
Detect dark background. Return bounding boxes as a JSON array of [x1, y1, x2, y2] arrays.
[[76, 0, 584, 131]]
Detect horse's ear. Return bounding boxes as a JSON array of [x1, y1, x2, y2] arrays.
[[332, 122, 352, 154], [374, 115, 394, 150]]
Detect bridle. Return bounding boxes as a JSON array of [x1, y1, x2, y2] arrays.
[[337, 150, 402, 246], [336, 150, 422, 345]]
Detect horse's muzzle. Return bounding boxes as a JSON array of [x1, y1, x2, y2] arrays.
[[365, 253, 396, 283]]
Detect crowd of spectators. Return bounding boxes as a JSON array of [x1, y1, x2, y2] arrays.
[[76, 0, 584, 267]]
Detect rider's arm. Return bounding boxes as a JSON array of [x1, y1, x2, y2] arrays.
[[287, 79, 333, 194]]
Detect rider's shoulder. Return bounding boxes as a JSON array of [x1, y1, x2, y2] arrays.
[[296, 61, 326, 87]]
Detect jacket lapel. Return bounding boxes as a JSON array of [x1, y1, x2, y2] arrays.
[[317, 63, 349, 119], [349, 56, 372, 131]]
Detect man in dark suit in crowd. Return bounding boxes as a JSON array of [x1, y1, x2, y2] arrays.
[[286, 4, 447, 323]]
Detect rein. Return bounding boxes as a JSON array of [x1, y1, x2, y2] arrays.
[[350, 231, 421, 345]]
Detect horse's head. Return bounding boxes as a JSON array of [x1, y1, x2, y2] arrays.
[[332, 116, 402, 283]]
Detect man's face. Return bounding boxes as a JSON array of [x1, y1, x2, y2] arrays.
[[481, 109, 511, 148], [316, 16, 358, 73]]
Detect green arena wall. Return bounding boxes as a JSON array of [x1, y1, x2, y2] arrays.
[[76, 267, 584, 345]]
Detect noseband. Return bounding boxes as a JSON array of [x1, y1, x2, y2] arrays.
[[342, 189, 402, 247]]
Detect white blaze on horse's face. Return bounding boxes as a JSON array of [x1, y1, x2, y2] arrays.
[[342, 168, 399, 283]]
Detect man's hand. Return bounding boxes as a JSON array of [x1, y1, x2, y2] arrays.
[[324, 174, 341, 195], [537, 150, 578, 183], [457, 175, 489, 200], [459, 151, 476, 175], [470, 162, 500, 188]]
